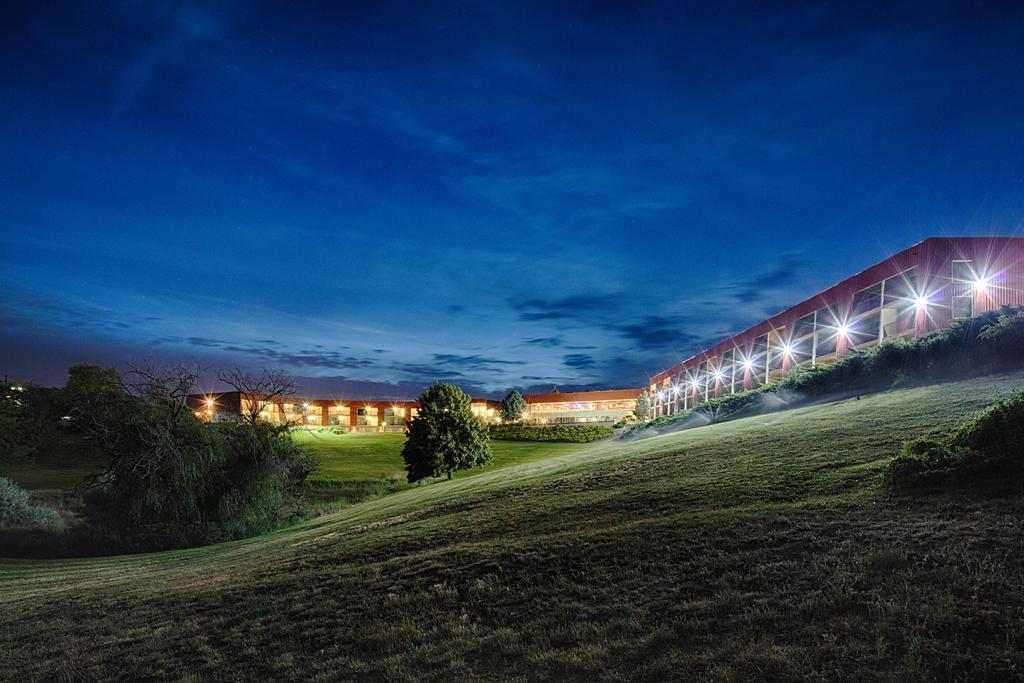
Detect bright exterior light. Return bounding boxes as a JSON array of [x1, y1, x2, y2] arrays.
[[657, 391, 666, 400], [205, 398, 213, 407], [836, 322, 851, 338], [914, 294, 930, 311], [781, 343, 793, 356], [713, 369, 724, 380], [302, 402, 309, 409], [672, 386, 680, 395], [972, 275, 990, 291], [743, 358, 753, 370]]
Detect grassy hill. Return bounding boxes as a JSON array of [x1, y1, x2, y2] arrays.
[[2, 372, 1023, 680]]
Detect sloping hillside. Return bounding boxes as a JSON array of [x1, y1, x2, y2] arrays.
[[2, 372, 1023, 680]]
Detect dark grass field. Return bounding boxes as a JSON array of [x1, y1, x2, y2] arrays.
[[2, 372, 1023, 680]]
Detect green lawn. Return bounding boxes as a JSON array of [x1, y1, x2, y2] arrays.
[[296, 430, 586, 508], [2, 372, 1023, 679], [296, 430, 584, 482]]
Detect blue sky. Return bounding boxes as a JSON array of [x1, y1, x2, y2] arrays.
[[2, 1, 1024, 397]]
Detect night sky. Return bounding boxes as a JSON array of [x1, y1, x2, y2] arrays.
[[3, 2, 1024, 398]]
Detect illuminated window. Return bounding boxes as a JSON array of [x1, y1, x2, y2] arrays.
[[767, 328, 786, 372], [880, 267, 918, 339], [750, 334, 768, 385], [952, 295, 973, 319], [328, 405, 350, 426], [952, 260, 974, 282], [813, 309, 838, 357], [793, 314, 815, 340]]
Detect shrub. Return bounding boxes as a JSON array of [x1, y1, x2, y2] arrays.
[[490, 424, 613, 442], [0, 477, 64, 532], [886, 390, 1024, 487], [611, 415, 635, 429]]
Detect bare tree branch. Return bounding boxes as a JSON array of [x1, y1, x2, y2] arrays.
[[217, 367, 298, 426]]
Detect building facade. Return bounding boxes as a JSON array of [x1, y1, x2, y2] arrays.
[[522, 389, 641, 424], [187, 389, 644, 430], [186, 392, 500, 432], [649, 237, 1024, 418]]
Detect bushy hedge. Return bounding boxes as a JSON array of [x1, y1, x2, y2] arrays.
[[886, 390, 1024, 487], [780, 306, 1024, 397], [629, 306, 1024, 436], [489, 423, 613, 442], [0, 477, 64, 532]]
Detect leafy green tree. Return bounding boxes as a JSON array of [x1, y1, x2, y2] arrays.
[[634, 391, 650, 420], [500, 389, 527, 422], [0, 386, 33, 465], [402, 382, 492, 482], [63, 364, 128, 425], [80, 363, 313, 549]]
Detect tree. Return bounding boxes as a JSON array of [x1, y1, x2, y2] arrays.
[[63, 364, 127, 425], [0, 384, 33, 465], [634, 391, 650, 420], [500, 389, 527, 422], [218, 367, 298, 426], [79, 363, 313, 549], [402, 382, 492, 482]]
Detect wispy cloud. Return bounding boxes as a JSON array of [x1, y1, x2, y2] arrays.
[[511, 295, 618, 322], [727, 254, 810, 302], [563, 353, 595, 369], [523, 336, 563, 347]]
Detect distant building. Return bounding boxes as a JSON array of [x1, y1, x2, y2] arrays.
[[522, 389, 641, 425], [186, 387, 645, 430], [185, 392, 500, 433], [649, 236, 1024, 418]]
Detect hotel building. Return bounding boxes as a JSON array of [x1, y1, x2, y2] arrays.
[[187, 388, 644, 430], [522, 389, 640, 425], [187, 392, 500, 432], [649, 237, 1024, 418]]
